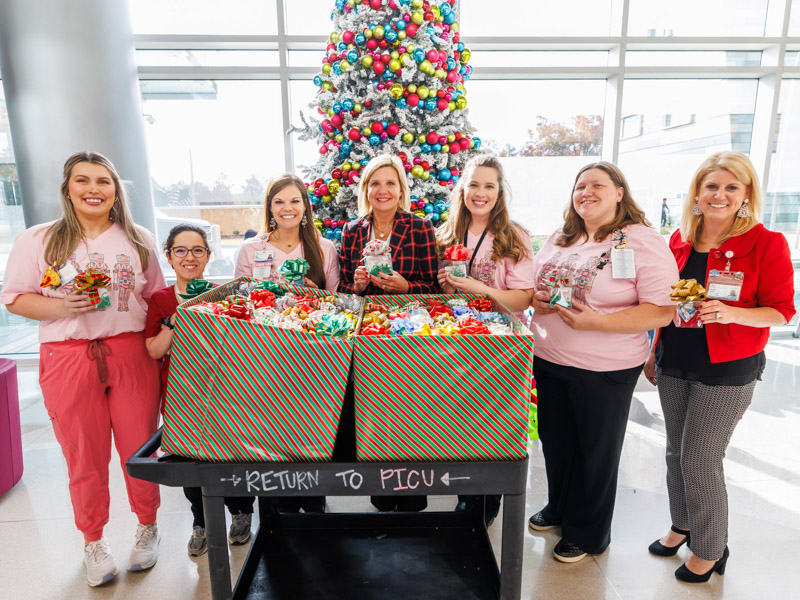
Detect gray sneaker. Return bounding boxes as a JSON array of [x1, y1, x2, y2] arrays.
[[187, 526, 208, 557], [228, 512, 252, 545]]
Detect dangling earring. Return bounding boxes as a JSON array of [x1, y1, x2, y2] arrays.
[[301, 214, 308, 227], [692, 197, 702, 216], [269, 216, 277, 230], [738, 199, 750, 219]]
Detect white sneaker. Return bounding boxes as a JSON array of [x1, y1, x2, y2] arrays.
[[128, 523, 160, 571], [84, 537, 118, 587]]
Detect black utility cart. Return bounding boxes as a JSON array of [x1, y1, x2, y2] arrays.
[[127, 429, 528, 600]]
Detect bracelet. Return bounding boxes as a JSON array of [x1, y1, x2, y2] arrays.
[[162, 316, 175, 330]]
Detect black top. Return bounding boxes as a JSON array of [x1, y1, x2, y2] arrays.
[[656, 249, 765, 386]]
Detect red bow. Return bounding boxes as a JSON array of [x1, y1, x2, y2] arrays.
[[444, 244, 471, 261]]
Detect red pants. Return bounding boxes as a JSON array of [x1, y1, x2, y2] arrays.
[[40, 331, 161, 541]]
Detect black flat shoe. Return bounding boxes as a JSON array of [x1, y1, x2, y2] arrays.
[[648, 525, 690, 557], [675, 546, 729, 583]]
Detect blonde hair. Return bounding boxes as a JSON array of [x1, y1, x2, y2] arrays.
[[45, 151, 151, 270], [356, 154, 411, 217], [436, 153, 531, 263], [557, 161, 650, 247], [681, 151, 762, 247], [261, 173, 326, 288]]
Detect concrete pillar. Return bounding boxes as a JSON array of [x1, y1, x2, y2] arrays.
[[0, 0, 155, 231]]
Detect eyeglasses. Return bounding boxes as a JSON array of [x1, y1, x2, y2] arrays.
[[170, 246, 209, 258]]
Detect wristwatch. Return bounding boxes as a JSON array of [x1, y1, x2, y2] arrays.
[[162, 316, 175, 330]]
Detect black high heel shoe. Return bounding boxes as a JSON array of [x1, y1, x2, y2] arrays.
[[675, 546, 729, 583], [648, 525, 690, 557]]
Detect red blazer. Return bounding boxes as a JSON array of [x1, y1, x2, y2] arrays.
[[338, 211, 440, 295], [669, 224, 795, 363]]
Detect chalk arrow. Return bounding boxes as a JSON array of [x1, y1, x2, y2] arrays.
[[220, 475, 242, 487], [441, 473, 471, 486]]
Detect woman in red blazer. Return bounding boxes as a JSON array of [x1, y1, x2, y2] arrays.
[[644, 152, 795, 583], [338, 154, 439, 296]]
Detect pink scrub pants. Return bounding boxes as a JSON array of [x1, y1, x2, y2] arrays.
[[39, 331, 161, 542]]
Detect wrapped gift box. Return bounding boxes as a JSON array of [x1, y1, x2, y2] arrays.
[[353, 294, 534, 462], [161, 277, 357, 462]]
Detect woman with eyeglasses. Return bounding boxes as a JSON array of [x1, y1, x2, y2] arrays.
[[234, 173, 340, 292], [1, 151, 164, 586], [144, 224, 256, 558]]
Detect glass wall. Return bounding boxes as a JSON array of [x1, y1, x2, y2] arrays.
[[765, 79, 800, 233]]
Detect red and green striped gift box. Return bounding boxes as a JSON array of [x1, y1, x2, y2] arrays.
[[161, 277, 357, 462], [353, 294, 534, 462]]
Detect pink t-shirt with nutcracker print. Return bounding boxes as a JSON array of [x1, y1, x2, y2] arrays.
[[0, 222, 166, 343], [530, 223, 678, 372], [464, 226, 536, 323]]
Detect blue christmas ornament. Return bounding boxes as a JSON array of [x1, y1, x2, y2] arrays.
[[369, 135, 380, 146], [311, 196, 321, 206], [473, 137, 482, 149], [337, 42, 347, 52], [340, 141, 352, 154], [335, 229, 343, 240], [445, 12, 456, 24], [438, 169, 451, 181], [424, 204, 434, 214], [397, 98, 408, 109], [430, 213, 440, 222], [432, 143, 441, 152], [355, 33, 366, 46], [413, 48, 425, 62], [324, 228, 335, 239], [441, 3, 452, 14], [381, 120, 388, 128], [313, 75, 323, 87], [347, 49, 359, 62], [458, 42, 465, 52], [361, 158, 369, 167], [332, 61, 343, 75], [335, 0, 345, 9], [386, 30, 397, 43], [451, 174, 459, 184], [421, 143, 431, 153], [446, 58, 456, 70], [383, 70, 393, 80], [332, 102, 343, 113], [395, 19, 406, 30], [434, 200, 447, 212], [342, 98, 354, 111], [425, 98, 437, 110], [399, 0, 410, 5]]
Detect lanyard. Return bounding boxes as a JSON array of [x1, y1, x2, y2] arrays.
[[463, 227, 489, 275]]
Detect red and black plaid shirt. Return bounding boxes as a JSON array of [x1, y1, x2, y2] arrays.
[[338, 211, 440, 295]]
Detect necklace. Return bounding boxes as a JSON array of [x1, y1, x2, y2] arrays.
[[373, 220, 394, 240], [272, 231, 298, 249]]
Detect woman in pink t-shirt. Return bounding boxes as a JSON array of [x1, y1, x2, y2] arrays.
[[526, 162, 678, 564], [0, 152, 165, 586], [435, 154, 535, 527], [235, 173, 339, 293]]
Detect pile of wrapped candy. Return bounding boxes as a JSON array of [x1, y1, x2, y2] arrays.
[[359, 296, 514, 336], [188, 280, 362, 338]]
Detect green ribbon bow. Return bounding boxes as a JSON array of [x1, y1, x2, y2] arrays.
[[280, 258, 310, 283], [179, 278, 214, 300]]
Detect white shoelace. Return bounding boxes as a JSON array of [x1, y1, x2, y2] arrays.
[[87, 539, 112, 562], [134, 524, 157, 549]]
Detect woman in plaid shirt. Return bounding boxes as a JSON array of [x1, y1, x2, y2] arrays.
[[338, 154, 440, 296]]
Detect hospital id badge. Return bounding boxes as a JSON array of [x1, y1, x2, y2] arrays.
[[253, 250, 274, 280], [706, 270, 744, 301], [611, 248, 635, 279]]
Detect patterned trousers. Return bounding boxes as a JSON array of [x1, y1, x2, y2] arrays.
[[656, 372, 756, 561]]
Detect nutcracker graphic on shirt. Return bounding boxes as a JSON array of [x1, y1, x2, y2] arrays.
[[113, 254, 135, 312], [537, 251, 605, 304]]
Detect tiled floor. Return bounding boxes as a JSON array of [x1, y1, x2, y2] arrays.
[[2, 330, 799, 599]]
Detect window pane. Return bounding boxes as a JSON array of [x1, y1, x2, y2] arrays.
[[791, 0, 800, 36], [140, 80, 285, 278], [626, 51, 762, 67], [618, 79, 758, 229], [290, 79, 324, 175], [129, 0, 277, 35], [467, 80, 606, 236], [0, 83, 37, 355], [785, 51, 800, 67], [289, 50, 325, 68], [469, 51, 610, 69], [460, 0, 614, 37], [136, 50, 279, 68], [765, 80, 800, 233], [628, 0, 768, 37], [285, 0, 336, 35]]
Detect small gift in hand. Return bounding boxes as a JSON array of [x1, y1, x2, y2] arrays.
[[363, 239, 393, 276], [73, 269, 112, 311], [670, 279, 707, 328], [280, 258, 310, 283], [443, 244, 471, 278]]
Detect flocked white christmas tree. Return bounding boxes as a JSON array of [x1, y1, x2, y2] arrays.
[[293, 0, 480, 242]]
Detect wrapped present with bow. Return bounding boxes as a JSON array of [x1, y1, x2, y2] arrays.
[[362, 239, 393, 277], [443, 244, 472, 278], [73, 269, 112, 310], [670, 278, 707, 328], [279, 258, 310, 283]]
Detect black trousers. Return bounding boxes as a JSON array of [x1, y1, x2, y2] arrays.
[[535, 357, 642, 554], [184, 487, 255, 528]]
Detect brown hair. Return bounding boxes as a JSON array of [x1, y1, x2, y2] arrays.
[[262, 174, 326, 288], [45, 151, 151, 270], [681, 151, 762, 247], [556, 161, 650, 247], [163, 223, 210, 254], [436, 153, 531, 263]]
